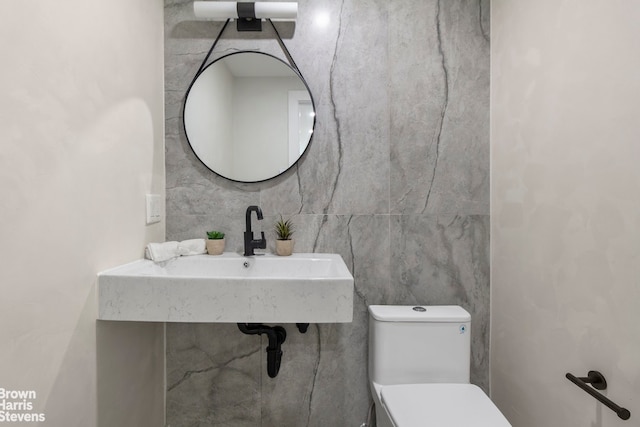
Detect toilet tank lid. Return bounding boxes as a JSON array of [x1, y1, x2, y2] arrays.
[[368, 305, 470, 322]]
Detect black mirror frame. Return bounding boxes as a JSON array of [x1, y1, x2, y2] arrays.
[[182, 50, 316, 183]]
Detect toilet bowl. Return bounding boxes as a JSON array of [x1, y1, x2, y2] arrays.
[[368, 305, 511, 427]]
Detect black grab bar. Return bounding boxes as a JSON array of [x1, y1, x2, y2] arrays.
[[566, 371, 631, 420]]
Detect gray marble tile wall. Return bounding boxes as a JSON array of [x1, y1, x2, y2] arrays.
[[164, 0, 490, 425]]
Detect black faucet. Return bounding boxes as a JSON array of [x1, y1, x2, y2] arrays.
[[244, 205, 266, 256]]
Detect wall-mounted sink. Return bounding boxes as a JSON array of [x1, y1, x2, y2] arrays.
[[98, 253, 354, 323]]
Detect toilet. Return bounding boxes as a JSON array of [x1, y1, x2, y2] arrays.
[[368, 305, 511, 427]]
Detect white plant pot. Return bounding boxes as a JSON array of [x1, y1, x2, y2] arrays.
[[206, 239, 225, 255], [275, 239, 294, 256]]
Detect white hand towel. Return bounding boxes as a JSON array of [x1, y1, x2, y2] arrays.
[[145, 241, 180, 262], [177, 239, 206, 256]]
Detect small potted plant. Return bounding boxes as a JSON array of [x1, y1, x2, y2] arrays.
[[206, 230, 225, 255], [274, 216, 294, 256]]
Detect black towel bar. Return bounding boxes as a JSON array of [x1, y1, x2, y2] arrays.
[[566, 371, 631, 421]]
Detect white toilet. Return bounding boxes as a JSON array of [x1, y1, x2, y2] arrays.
[[368, 305, 511, 427]]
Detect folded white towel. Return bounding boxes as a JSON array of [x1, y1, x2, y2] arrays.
[[145, 239, 207, 262], [145, 241, 180, 262], [177, 238, 206, 256]]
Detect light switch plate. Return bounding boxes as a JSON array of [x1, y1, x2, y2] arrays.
[[146, 194, 162, 224]]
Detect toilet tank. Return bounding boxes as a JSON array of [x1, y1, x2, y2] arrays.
[[368, 305, 471, 386]]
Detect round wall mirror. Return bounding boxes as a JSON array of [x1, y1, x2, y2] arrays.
[[183, 51, 316, 183]]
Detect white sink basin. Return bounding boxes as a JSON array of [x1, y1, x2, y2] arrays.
[[97, 253, 354, 323]]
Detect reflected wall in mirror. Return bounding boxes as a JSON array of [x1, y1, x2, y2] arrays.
[[184, 51, 315, 183]]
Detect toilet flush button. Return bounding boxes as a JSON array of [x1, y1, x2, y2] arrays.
[[412, 306, 426, 312]]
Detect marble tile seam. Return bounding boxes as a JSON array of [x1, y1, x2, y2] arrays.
[[478, 0, 490, 43], [162, 212, 490, 218], [325, 0, 346, 215], [423, 0, 449, 214], [166, 50, 213, 58], [304, 324, 321, 427], [167, 365, 215, 392], [295, 165, 304, 215], [168, 346, 261, 392]]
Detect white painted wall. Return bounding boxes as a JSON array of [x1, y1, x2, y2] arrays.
[[491, 1, 640, 426], [0, 0, 165, 425]]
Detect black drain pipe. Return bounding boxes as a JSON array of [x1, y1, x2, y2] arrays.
[[237, 323, 287, 378]]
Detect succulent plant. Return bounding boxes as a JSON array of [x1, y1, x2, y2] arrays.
[[206, 230, 225, 240], [274, 216, 294, 240]]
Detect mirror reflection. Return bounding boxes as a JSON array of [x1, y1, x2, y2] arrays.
[[184, 51, 315, 182]]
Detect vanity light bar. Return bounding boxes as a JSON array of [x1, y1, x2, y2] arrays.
[[193, 1, 298, 21]]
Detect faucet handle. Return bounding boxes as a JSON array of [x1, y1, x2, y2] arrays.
[[259, 231, 267, 248]]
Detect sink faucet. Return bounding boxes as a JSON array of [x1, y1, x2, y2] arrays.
[[244, 205, 266, 256]]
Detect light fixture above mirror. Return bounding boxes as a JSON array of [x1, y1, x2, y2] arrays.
[[194, 1, 297, 31]]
